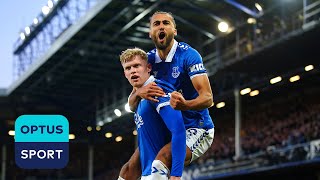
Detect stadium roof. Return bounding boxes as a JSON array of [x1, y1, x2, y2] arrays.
[[2, 0, 320, 140]]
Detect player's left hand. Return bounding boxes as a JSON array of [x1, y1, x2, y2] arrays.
[[170, 91, 188, 111]]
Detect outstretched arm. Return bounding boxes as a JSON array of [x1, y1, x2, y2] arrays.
[[170, 74, 213, 111], [158, 105, 186, 178], [128, 82, 165, 111]]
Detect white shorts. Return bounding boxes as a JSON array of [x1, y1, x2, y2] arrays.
[[141, 175, 166, 180], [140, 176, 149, 180], [186, 128, 215, 163]]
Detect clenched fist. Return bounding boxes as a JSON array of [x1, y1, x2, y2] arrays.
[[170, 91, 188, 110]]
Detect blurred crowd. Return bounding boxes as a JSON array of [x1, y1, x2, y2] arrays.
[[3, 90, 320, 179], [196, 93, 320, 166]]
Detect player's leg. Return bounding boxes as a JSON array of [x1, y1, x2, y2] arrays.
[[151, 143, 189, 180], [118, 148, 141, 180], [152, 143, 190, 167], [153, 128, 215, 176], [184, 128, 215, 164], [156, 128, 215, 166]]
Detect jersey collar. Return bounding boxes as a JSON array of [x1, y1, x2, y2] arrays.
[[143, 75, 155, 87], [155, 40, 178, 63]]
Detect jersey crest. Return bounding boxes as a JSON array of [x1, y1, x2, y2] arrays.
[[153, 71, 158, 77], [172, 66, 180, 78]]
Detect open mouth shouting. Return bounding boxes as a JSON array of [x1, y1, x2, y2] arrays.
[[158, 31, 166, 43], [131, 75, 139, 82]]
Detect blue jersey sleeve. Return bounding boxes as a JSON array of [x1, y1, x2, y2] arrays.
[[185, 48, 207, 79], [154, 96, 186, 177]]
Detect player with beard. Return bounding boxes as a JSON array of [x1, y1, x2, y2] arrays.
[[118, 11, 215, 180]]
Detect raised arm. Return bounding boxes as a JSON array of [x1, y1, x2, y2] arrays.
[[170, 74, 213, 111]]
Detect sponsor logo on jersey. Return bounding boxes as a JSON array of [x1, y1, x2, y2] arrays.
[[134, 113, 144, 129], [189, 63, 205, 73]]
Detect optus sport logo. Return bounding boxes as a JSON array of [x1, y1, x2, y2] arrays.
[[15, 115, 69, 169]]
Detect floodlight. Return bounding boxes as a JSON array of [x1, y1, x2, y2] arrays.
[[115, 136, 123, 142], [289, 75, 300, 82], [218, 21, 229, 33], [114, 109, 122, 117], [42, 6, 50, 15], [240, 88, 251, 95], [216, 102, 225, 108], [270, 76, 282, 84]]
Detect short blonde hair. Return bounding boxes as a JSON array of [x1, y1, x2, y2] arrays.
[[119, 47, 148, 64]]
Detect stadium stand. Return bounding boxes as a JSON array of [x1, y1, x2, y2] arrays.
[[1, 0, 320, 179], [187, 86, 320, 179]]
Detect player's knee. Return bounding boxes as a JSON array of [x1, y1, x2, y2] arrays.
[[120, 161, 141, 180], [156, 146, 172, 168], [159, 150, 171, 162]]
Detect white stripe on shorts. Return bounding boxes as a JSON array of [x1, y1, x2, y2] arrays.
[[186, 128, 215, 163]]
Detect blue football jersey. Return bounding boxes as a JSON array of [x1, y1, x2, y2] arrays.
[[136, 76, 186, 176], [147, 40, 214, 129]]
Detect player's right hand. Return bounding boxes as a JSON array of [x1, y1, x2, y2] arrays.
[[137, 82, 165, 102]]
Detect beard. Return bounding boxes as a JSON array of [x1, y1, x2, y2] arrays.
[[152, 32, 175, 50]]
